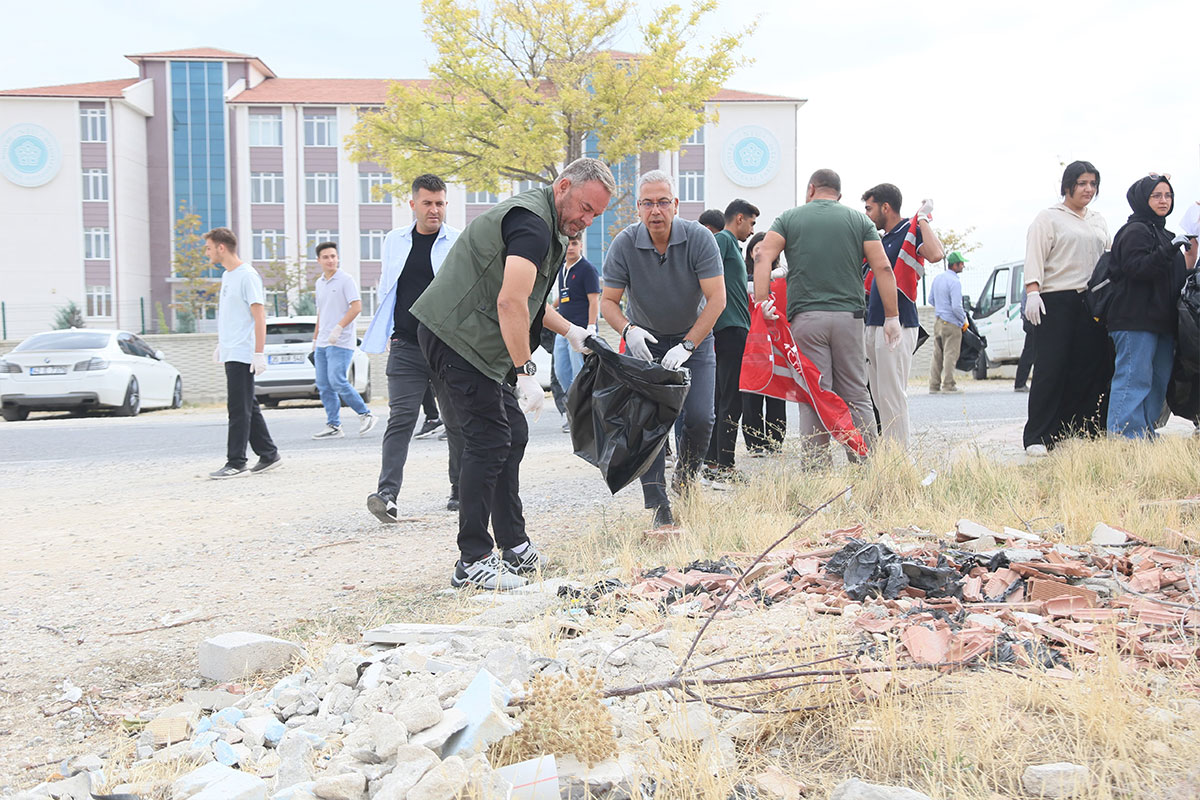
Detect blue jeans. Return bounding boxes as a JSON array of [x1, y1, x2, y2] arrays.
[[314, 345, 369, 426], [1108, 330, 1174, 439], [553, 334, 585, 393]]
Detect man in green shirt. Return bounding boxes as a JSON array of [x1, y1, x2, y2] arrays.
[[752, 169, 901, 463], [704, 198, 760, 475]]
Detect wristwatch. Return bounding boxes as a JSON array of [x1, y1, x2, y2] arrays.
[[681, 339, 696, 352], [515, 360, 537, 377]]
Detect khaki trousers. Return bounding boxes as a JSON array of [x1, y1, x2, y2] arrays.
[[865, 325, 919, 448], [929, 318, 963, 391], [788, 311, 875, 460]]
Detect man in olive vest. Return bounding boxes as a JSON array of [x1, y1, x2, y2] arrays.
[[411, 157, 616, 591]]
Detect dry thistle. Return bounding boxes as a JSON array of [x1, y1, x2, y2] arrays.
[[499, 668, 617, 768]]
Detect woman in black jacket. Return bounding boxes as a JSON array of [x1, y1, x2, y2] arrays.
[[1106, 175, 1194, 438]]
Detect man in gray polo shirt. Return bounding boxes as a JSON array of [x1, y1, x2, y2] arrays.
[[311, 241, 377, 439], [601, 170, 726, 529]]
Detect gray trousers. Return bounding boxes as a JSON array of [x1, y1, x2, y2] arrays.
[[788, 311, 876, 458], [376, 338, 463, 501]]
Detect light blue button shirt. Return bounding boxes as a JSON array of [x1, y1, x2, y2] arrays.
[[361, 222, 460, 353], [930, 270, 965, 327]]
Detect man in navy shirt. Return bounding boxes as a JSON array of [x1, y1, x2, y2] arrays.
[[861, 184, 943, 448], [550, 234, 600, 398]]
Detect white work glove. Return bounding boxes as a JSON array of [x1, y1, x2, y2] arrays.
[[515, 374, 544, 419], [624, 325, 658, 361], [770, 265, 788, 279], [1024, 290, 1045, 326], [1171, 233, 1192, 248], [917, 198, 934, 223], [883, 317, 902, 351], [661, 343, 692, 371], [212, 344, 221, 364], [759, 296, 779, 321], [565, 323, 591, 354], [327, 323, 344, 345], [251, 353, 268, 376]]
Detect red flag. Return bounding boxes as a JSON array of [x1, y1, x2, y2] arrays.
[[864, 213, 925, 304], [739, 279, 868, 456]]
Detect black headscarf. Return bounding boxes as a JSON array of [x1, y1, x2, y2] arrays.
[[1125, 175, 1174, 229]]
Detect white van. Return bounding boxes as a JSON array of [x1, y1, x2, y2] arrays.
[[969, 260, 1027, 377]]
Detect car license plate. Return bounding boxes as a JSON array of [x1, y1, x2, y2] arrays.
[[29, 366, 67, 375], [269, 353, 306, 365]]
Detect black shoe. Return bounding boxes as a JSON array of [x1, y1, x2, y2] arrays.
[[447, 496, 460, 512], [249, 454, 282, 474], [367, 492, 399, 523], [209, 464, 250, 479], [651, 505, 675, 529], [414, 418, 445, 439]]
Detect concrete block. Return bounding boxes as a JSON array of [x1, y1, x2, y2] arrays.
[[440, 668, 516, 758], [393, 695, 443, 734], [407, 756, 469, 800], [199, 632, 302, 682], [174, 762, 267, 800], [312, 772, 366, 800], [408, 708, 468, 756], [238, 715, 286, 748]]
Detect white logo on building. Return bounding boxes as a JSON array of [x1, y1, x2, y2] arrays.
[[1, 124, 62, 188], [721, 126, 781, 188]]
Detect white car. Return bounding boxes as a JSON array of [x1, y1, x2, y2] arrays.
[[255, 316, 372, 407], [0, 329, 182, 421]]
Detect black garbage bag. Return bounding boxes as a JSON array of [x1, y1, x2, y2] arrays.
[[567, 336, 691, 493], [825, 541, 909, 601], [1178, 271, 1200, 374], [902, 558, 964, 599], [956, 326, 986, 372]]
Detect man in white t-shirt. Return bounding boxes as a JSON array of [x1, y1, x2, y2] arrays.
[[311, 241, 377, 439], [206, 227, 281, 479]]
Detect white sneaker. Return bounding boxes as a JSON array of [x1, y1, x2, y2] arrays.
[[312, 424, 344, 439], [1025, 444, 1048, 458], [451, 552, 528, 591], [358, 412, 378, 436]]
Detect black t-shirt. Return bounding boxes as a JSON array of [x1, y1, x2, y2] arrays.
[[393, 229, 438, 343], [501, 208, 554, 352]]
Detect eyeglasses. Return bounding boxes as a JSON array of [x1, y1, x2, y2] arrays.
[[1148, 172, 1172, 181], [638, 199, 674, 210], [1150, 192, 1174, 201]]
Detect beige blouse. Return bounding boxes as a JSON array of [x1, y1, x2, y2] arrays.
[[1024, 203, 1110, 292]]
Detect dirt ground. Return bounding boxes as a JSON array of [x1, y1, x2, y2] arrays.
[[0, 411, 632, 788]]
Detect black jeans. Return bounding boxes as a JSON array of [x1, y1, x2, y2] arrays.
[[706, 326, 748, 469], [1023, 290, 1113, 448], [419, 325, 529, 564], [377, 338, 464, 501], [225, 361, 278, 468], [742, 393, 787, 453], [1014, 320, 1036, 389]]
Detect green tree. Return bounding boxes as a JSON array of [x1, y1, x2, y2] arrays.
[[53, 301, 84, 329], [259, 239, 314, 317], [936, 226, 980, 259], [170, 204, 219, 329], [348, 0, 752, 194]]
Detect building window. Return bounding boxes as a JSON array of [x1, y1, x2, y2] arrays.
[[82, 168, 109, 201], [514, 179, 547, 195], [252, 230, 285, 261], [359, 173, 392, 204], [83, 227, 110, 260], [305, 230, 339, 260], [249, 113, 283, 146], [465, 190, 499, 204], [360, 229, 385, 261], [250, 172, 285, 204], [85, 285, 113, 317], [263, 290, 288, 317], [678, 171, 704, 202], [303, 114, 338, 147], [684, 127, 705, 146], [305, 172, 338, 204], [80, 108, 107, 142], [361, 286, 378, 318]]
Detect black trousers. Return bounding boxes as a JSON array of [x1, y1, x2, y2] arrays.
[[1015, 320, 1037, 388], [706, 326, 748, 469], [418, 325, 529, 564], [742, 393, 787, 453], [225, 361, 278, 468], [1023, 290, 1113, 448]]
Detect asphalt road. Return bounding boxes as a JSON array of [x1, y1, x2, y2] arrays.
[[0, 381, 1030, 468]]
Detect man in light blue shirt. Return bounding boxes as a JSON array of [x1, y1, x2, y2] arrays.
[[929, 251, 967, 393], [362, 175, 465, 523]]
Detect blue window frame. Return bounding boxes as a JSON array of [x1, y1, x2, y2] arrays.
[[171, 60, 227, 279]]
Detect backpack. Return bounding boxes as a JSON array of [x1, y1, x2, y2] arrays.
[[1084, 250, 1119, 324]]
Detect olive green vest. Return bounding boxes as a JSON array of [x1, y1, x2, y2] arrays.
[[410, 186, 566, 383]]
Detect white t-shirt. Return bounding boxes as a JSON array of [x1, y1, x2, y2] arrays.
[[217, 263, 265, 364], [314, 270, 361, 349]]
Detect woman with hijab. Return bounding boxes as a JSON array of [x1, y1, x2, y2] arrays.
[[1106, 174, 1196, 438], [741, 232, 788, 454], [1021, 160, 1112, 456]]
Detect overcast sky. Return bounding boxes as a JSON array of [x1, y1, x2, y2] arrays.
[[4, 0, 1198, 297]]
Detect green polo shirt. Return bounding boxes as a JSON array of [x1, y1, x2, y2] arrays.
[[769, 199, 880, 319], [713, 229, 750, 332]]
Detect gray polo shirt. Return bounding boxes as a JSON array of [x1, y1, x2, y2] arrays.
[[314, 269, 361, 349], [603, 218, 722, 337]]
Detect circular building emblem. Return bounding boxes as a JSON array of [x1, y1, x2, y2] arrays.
[[721, 125, 781, 188], [1, 124, 62, 187]]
